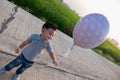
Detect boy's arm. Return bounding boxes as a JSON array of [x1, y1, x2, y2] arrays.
[[15, 40, 30, 54], [48, 51, 58, 66]]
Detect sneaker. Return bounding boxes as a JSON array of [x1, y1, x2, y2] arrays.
[[0, 67, 6, 73], [13, 73, 20, 80]]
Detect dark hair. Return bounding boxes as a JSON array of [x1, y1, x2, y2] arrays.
[[42, 21, 58, 31]]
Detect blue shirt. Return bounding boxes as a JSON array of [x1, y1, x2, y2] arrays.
[[21, 34, 53, 62]]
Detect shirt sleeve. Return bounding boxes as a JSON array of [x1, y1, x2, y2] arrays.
[[46, 42, 53, 53], [27, 34, 35, 43]]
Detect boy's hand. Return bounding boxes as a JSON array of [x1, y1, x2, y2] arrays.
[[48, 52, 58, 66], [15, 48, 20, 54], [53, 60, 58, 66]]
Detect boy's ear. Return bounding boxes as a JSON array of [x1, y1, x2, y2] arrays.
[[41, 28, 44, 33], [42, 28, 46, 33]]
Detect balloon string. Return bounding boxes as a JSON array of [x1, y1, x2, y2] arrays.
[[70, 44, 75, 51], [58, 44, 75, 63]]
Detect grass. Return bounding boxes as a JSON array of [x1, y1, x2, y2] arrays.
[[8, 0, 120, 66], [8, 0, 80, 36], [93, 39, 120, 66]]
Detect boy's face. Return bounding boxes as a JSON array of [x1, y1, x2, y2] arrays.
[[41, 28, 56, 40]]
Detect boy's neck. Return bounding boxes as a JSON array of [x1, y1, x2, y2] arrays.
[[40, 34, 47, 41]]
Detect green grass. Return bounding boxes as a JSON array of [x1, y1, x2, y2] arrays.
[[93, 39, 120, 66], [8, 0, 80, 36], [8, 0, 120, 66]]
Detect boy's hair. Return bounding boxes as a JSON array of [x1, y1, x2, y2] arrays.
[[42, 21, 58, 31]]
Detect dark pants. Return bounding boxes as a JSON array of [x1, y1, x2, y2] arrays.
[[4, 54, 34, 74]]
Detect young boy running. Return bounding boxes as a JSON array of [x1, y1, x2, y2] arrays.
[[0, 21, 58, 80]]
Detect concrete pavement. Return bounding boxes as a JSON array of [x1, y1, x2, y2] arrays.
[[0, 0, 120, 80]]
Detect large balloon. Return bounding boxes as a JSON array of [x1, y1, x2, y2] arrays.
[[73, 13, 110, 48]]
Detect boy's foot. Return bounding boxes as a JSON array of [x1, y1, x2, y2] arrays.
[[13, 73, 20, 80], [0, 67, 6, 73]]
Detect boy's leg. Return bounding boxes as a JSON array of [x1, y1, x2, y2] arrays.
[[16, 62, 33, 74], [4, 55, 23, 71], [13, 62, 33, 80]]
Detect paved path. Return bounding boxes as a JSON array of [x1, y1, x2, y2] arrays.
[[0, 0, 120, 80]]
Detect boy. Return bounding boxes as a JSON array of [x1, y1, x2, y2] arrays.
[[0, 21, 58, 80]]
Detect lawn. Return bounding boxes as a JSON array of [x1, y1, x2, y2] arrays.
[[8, 0, 80, 36], [93, 39, 120, 66]]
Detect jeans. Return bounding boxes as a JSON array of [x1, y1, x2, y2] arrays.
[[4, 54, 34, 74]]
